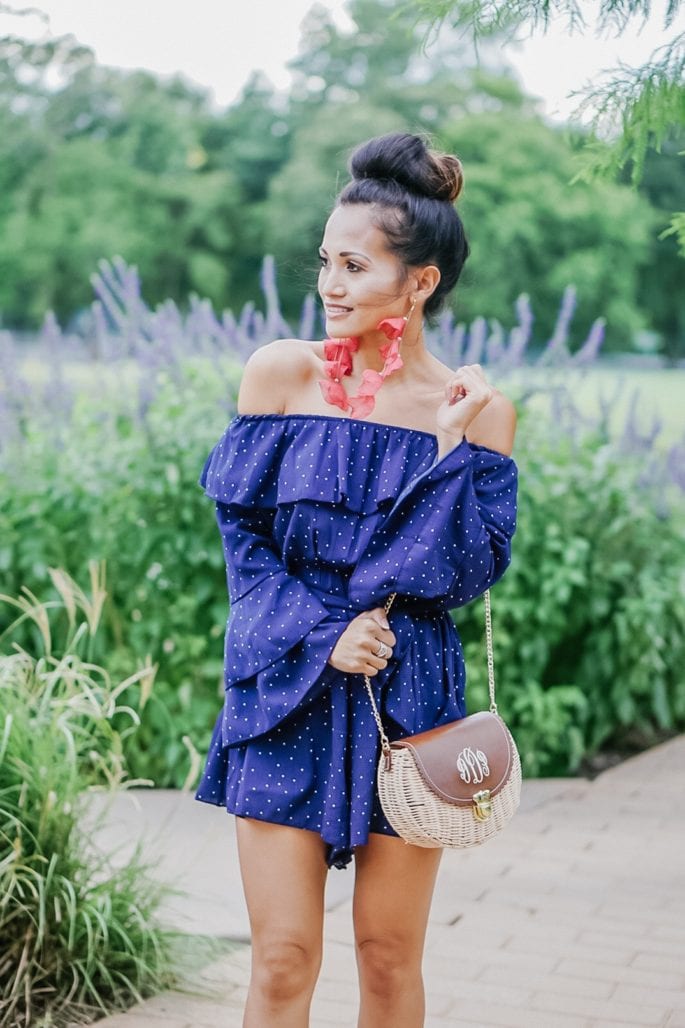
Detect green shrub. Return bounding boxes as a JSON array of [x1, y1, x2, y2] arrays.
[[460, 410, 685, 775], [0, 564, 177, 1028], [0, 361, 235, 788], [2, 361, 684, 784]]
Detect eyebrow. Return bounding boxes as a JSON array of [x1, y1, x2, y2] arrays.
[[318, 247, 370, 261]]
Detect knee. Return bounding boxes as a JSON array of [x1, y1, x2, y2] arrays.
[[252, 937, 321, 1004], [356, 936, 421, 999]]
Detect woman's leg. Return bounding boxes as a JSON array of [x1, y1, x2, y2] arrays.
[[236, 816, 329, 1028], [352, 833, 442, 1028]]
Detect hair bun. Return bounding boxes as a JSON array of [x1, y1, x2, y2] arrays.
[[349, 132, 464, 203]]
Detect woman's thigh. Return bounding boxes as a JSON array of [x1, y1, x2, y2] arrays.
[[352, 833, 442, 957], [236, 816, 329, 950]]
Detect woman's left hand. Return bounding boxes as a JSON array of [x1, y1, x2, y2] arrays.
[[436, 364, 494, 441]]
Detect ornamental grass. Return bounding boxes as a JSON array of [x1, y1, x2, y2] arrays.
[[0, 561, 177, 1028]]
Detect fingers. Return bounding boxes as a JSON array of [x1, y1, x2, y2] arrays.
[[365, 637, 394, 672], [363, 607, 391, 632], [359, 608, 396, 647], [356, 607, 396, 676], [363, 643, 393, 675], [444, 363, 493, 407], [327, 606, 398, 677]]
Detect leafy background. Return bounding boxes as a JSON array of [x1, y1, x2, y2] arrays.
[[2, 259, 684, 785], [0, 0, 683, 359]]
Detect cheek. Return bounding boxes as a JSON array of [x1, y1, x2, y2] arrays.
[[363, 270, 404, 303]]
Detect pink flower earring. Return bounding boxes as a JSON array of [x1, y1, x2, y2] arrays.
[[319, 298, 417, 419]]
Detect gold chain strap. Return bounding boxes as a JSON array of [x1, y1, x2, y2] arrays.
[[483, 587, 497, 715], [363, 590, 497, 769]]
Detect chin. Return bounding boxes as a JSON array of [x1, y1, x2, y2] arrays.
[[325, 321, 355, 337]]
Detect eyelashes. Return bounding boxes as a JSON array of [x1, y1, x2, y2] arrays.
[[318, 255, 362, 272]]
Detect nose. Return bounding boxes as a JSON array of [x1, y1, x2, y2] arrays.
[[320, 266, 347, 298]]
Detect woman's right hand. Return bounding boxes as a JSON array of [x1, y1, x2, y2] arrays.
[[327, 607, 397, 676]]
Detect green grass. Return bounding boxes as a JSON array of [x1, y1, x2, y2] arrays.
[[498, 365, 685, 451]]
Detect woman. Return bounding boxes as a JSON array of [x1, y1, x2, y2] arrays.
[[196, 132, 518, 1027]]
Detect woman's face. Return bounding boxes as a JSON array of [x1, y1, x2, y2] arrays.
[[318, 204, 412, 339]]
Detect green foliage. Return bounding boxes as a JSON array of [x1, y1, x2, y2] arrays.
[[409, 0, 681, 41], [630, 130, 685, 361], [0, 359, 235, 787], [410, 0, 685, 276], [439, 112, 654, 348], [0, 565, 178, 1027], [1, 0, 681, 357], [570, 32, 685, 187], [460, 406, 685, 776], [2, 342, 684, 785], [263, 102, 412, 287]]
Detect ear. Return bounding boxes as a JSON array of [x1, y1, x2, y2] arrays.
[[411, 265, 441, 304]]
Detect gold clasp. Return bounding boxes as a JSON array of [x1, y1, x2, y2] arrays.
[[472, 789, 492, 821]]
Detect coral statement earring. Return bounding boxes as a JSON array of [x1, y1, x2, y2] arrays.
[[319, 300, 417, 419], [319, 335, 360, 413]]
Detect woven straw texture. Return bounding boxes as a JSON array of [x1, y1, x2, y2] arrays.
[[377, 725, 522, 849]]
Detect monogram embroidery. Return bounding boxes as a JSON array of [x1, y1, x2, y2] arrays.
[[457, 746, 490, 784]]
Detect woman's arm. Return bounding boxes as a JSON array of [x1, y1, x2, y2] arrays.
[[347, 435, 518, 612], [201, 345, 353, 745]]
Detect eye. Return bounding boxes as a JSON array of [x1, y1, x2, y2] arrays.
[[346, 261, 362, 273], [318, 253, 328, 267]]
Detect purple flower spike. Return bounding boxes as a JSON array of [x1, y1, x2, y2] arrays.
[[485, 320, 505, 365], [540, 285, 577, 366], [299, 293, 317, 341], [507, 294, 533, 368], [465, 316, 487, 365], [573, 318, 606, 366], [666, 443, 685, 493]]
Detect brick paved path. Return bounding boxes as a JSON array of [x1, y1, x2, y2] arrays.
[[94, 736, 685, 1027]]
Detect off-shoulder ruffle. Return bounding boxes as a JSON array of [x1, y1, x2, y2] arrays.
[[199, 412, 513, 516]]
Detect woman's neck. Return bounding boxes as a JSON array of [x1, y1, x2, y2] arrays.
[[350, 324, 429, 380]]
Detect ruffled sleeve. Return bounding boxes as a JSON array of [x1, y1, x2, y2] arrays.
[[199, 418, 351, 746], [347, 437, 518, 610]]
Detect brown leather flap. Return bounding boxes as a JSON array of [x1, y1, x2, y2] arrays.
[[391, 712, 514, 806]]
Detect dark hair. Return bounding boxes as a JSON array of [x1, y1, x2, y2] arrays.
[[336, 132, 469, 321]]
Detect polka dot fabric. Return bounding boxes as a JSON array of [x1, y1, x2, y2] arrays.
[[194, 413, 518, 869]]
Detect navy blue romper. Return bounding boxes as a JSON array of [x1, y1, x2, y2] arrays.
[[195, 413, 518, 869]]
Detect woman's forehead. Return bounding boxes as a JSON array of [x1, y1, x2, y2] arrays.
[[321, 204, 390, 257]]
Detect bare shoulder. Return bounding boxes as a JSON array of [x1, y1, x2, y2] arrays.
[[467, 389, 517, 457], [237, 338, 317, 416]]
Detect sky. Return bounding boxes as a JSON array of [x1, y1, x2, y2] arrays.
[[1, 0, 682, 125]]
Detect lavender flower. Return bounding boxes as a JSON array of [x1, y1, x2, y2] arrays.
[[464, 316, 487, 365], [506, 294, 534, 368], [572, 318, 606, 367], [539, 285, 576, 366], [0, 258, 681, 519]]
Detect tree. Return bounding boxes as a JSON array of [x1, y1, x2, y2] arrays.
[[440, 111, 653, 349], [259, 0, 654, 345], [0, 0, 679, 351], [633, 129, 685, 361], [410, 0, 685, 250]]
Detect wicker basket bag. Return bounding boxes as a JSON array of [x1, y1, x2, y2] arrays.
[[365, 589, 522, 849]]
